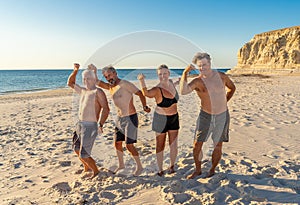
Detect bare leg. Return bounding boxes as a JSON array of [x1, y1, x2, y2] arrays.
[[74, 150, 90, 172], [187, 141, 203, 179], [80, 157, 99, 179], [114, 141, 125, 173], [168, 130, 178, 174], [207, 142, 223, 177], [156, 133, 166, 176], [126, 144, 143, 176]]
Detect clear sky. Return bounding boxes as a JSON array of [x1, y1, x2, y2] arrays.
[[0, 0, 299, 69]]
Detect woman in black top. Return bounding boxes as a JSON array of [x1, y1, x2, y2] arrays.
[[138, 64, 180, 176]]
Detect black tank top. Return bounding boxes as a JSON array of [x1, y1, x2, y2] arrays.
[[157, 85, 179, 108]]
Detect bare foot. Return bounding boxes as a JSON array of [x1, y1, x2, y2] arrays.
[[168, 165, 175, 174], [89, 171, 100, 179], [157, 171, 164, 177], [205, 170, 215, 178], [187, 171, 202, 179], [81, 172, 93, 179], [133, 167, 143, 176], [74, 169, 84, 174], [75, 168, 91, 174], [113, 166, 125, 174], [84, 167, 91, 172]]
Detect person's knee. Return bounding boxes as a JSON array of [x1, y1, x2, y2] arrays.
[[193, 141, 203, 151], [169, 138, 177, 148], [79, 156, 89, 160], [114, 141, 122, 148], [214, 143, 223, 153], [125, 143, 134, 151], [156, 142, 165, 152]]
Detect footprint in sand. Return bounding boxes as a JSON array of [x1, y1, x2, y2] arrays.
[[141, 149, 152, 156], [261, 165, 278, 174], [59, 161, 71, 167], [173, 193, 191, 204], [48, 182, 72, 194], [101, 191, 117, 200], [221, 158, 236, 168]]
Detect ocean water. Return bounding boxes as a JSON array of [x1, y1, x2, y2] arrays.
[[0, 68, 230, 95]]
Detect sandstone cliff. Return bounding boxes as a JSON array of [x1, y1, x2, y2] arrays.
[[230, 26, 300, 75]]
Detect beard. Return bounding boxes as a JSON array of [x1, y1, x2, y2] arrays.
[[108, 78, 116, 85]]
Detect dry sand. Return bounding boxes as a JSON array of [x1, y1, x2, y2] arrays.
[[0, 75, 299, 205]]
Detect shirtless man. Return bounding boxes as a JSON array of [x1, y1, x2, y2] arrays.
[[180, 53, 236, 179], [67, 63, 110, 179], [89, 64, 151, 176]]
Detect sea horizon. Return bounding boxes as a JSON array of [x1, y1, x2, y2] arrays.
[[0, 68, 230, 95], [0, 67, 231, 70]]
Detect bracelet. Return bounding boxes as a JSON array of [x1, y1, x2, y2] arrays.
[[98, 123, 103, 127]]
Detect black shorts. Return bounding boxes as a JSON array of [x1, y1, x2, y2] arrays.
[[152, 112, 180, 133], [115, 113, 138, 144]]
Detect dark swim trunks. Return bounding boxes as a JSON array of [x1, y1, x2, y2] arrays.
[[152, 112, 180, 133], [115, 113, 138, 144], [195, 110, 230, 142]]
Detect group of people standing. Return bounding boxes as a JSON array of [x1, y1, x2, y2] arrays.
[[67, 52, 236, 180]]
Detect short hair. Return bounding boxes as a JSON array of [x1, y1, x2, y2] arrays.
[[192, 52, 211, 64], [102, 65, 116, 73], [82, 69, 96, 79], [157, 64, 169, 71]]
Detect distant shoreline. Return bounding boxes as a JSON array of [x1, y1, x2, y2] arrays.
[[229, 67, 300, 76], [0, 86, 69, 96], [0, 68, 230, 95], [0, 67, 231, 71]]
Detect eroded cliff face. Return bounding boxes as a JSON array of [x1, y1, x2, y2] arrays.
[[230, 26, 300, 74]]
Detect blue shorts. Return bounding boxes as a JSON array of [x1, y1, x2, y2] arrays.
[[195, 110, 230, 142]]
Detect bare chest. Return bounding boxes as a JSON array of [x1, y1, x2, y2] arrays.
[[80, 90, 96, 105]]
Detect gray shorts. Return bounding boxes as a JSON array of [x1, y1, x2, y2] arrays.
[[195, 110, 230, 142], [73, 121, 98, 158], [115, 113, 138, 144]]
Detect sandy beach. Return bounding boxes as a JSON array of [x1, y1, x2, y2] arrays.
[[0, 75, 299, 205]]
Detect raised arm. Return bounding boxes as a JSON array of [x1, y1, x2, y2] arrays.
[[96, 79, 111, 90], [67, 63, 80, 88], [88, 64, 111, 90], [180, 64, 195, 95], [137, 73, 157, 98], [67, 63, 82, 93]]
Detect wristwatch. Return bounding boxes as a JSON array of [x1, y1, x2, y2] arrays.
[[143, 105, 149, 110]]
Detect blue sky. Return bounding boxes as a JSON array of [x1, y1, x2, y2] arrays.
[[0, 0, 299, 69]]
